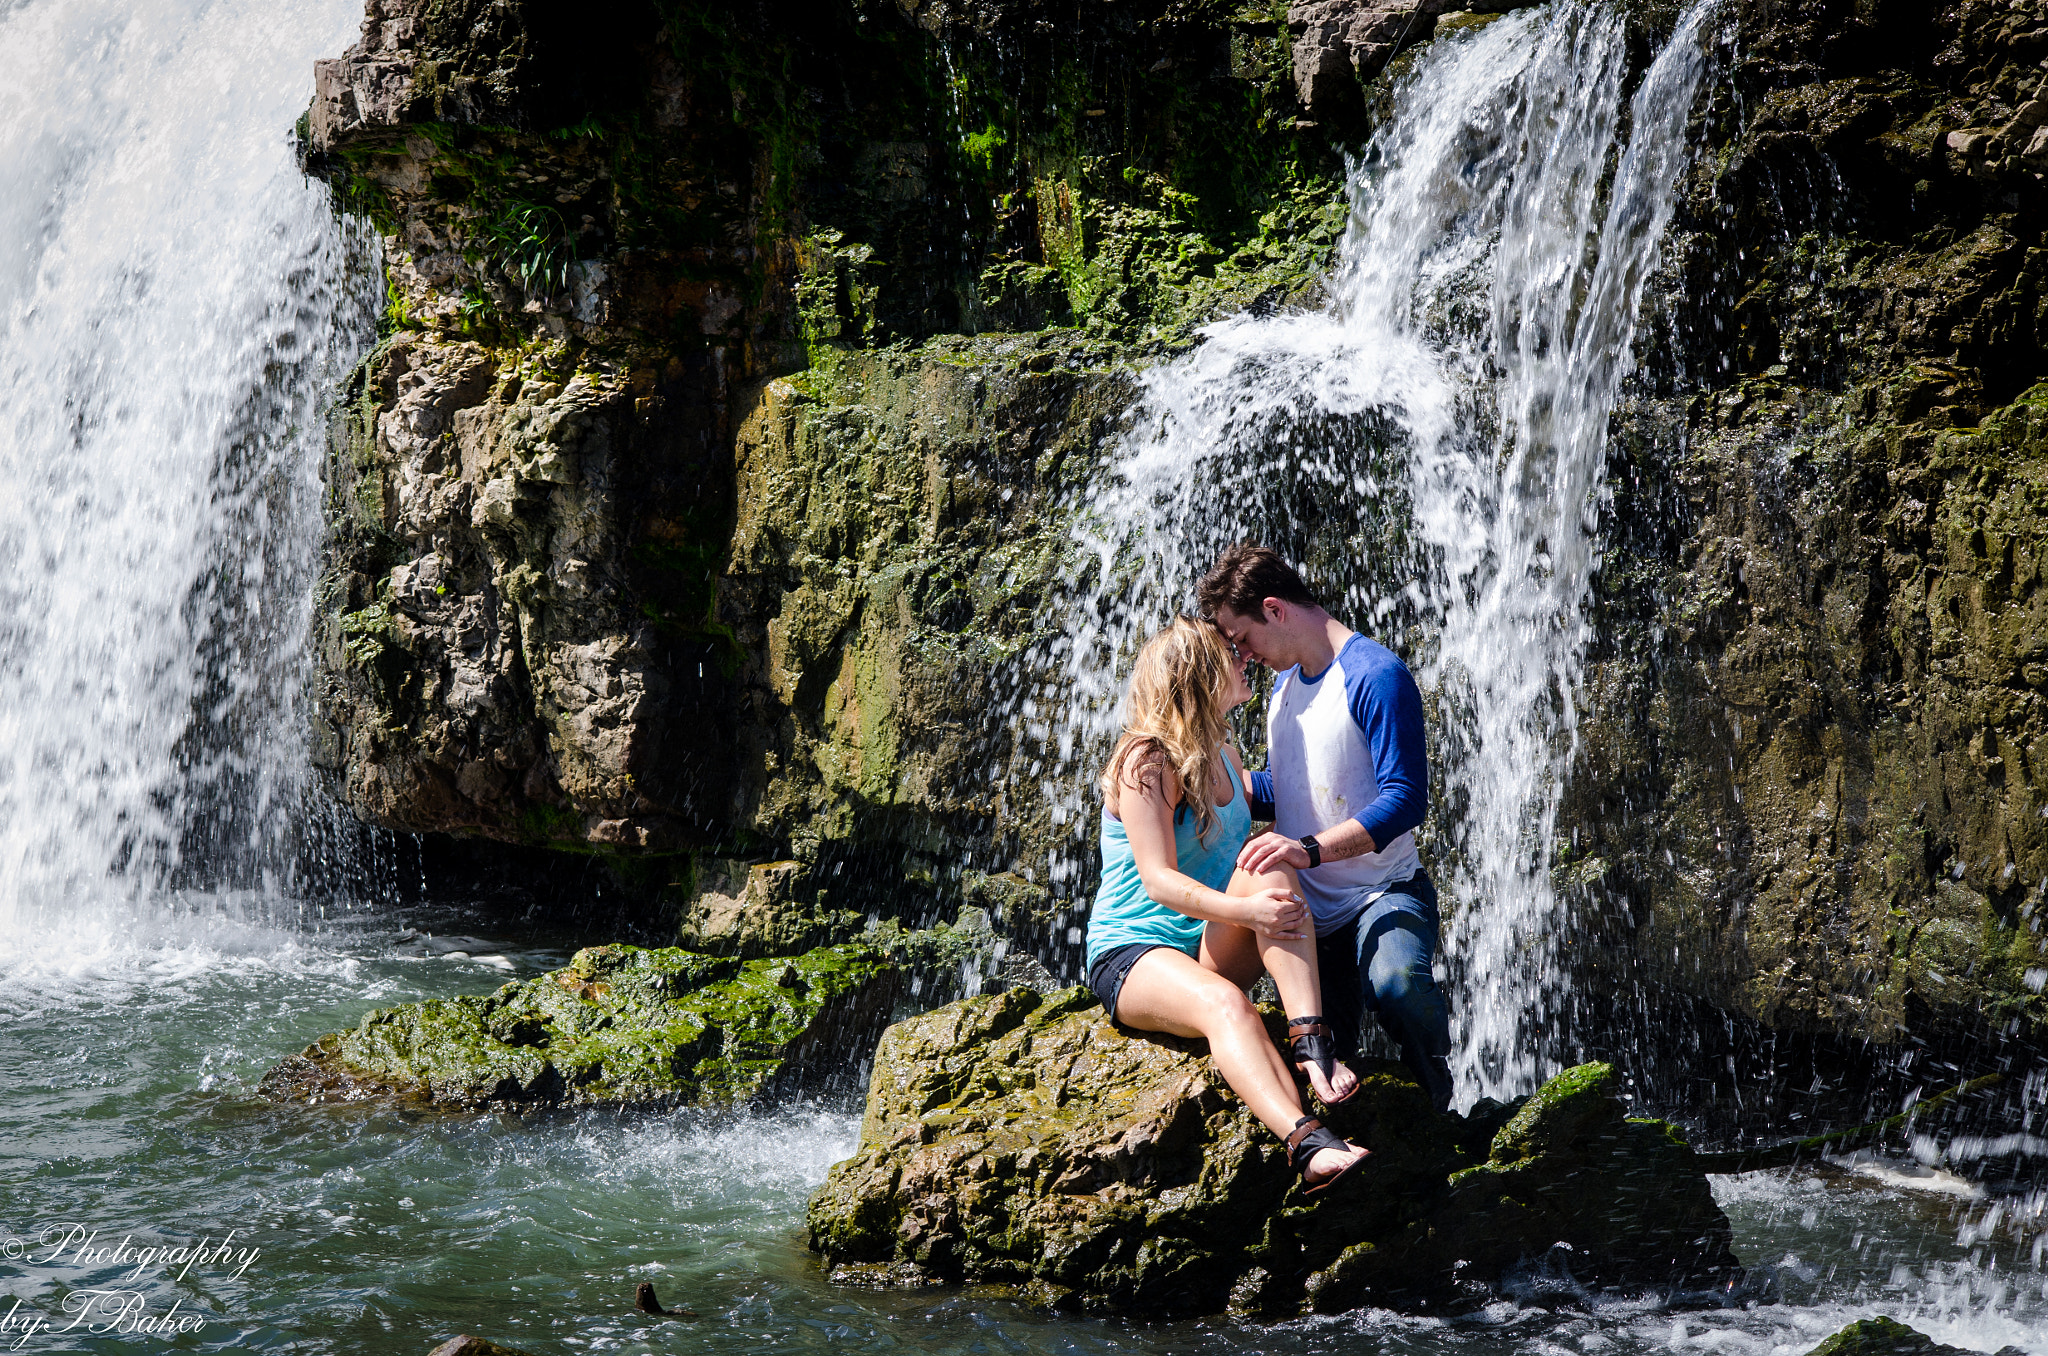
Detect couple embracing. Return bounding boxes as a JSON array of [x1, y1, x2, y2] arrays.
[[1084, 544, 1453, 1195]]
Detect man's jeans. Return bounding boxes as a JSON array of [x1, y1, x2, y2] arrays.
[[1313, 870, 1454, 1113]]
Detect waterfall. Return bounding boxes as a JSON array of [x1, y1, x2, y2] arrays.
[[0, 0, 376, 968], [1028, 0, 1723, 1105]]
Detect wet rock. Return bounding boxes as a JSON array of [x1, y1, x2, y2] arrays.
[[304, 0, 1353, 918], [1802, 1317, 1979, 1356], [671, 859, 866, 959], [1289, 0, 1542, 117], [806, 990, 1738, 1316], [1563, 0, 2048, 1077], [300, 0, 2048, 1085], [425, 1337, 537, 1356], [306, 0, 654, 155], [261, 940, 902, 1111], [632, 1281, 696, 1317]]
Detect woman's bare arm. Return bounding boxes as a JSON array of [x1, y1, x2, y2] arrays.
[[1118, 754, 1306, 940]]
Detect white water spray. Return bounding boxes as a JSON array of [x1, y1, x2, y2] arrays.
[[1031, 0, 1723, 1104], [0, 0, 376, 968]]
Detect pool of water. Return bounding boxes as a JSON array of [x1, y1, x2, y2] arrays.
[[0, 904, 2041, 1355]]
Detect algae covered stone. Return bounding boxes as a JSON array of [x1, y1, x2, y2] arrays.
[[1802, 1317, 1983, 1356], [263, 941, 900, 1111], [807, 989, 1739, 1316]]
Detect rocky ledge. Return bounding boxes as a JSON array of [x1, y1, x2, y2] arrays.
[[263, 926, 983, 1111], [807, 988, 1740, 1317]]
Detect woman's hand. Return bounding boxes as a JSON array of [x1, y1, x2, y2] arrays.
[[1236, 886, 1309, 940]]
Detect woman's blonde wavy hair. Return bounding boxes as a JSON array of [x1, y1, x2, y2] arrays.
[[1101, 615, 1236, 842]]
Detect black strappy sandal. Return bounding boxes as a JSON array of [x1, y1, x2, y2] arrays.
[[1286, 1015, 1355, 1105], [1287, 1116, 1368, 1195]]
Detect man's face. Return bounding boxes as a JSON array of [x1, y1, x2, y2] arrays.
[[1211, 604, 1279, 672]]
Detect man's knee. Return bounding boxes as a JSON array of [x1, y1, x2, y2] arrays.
[[1368, 956, 1436, 1008], [1366, 951, 1447, 1048]]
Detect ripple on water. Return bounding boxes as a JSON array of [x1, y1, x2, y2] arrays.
[[0, 916, 2042, 1355]]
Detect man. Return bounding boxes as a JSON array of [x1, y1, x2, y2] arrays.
[[1197, 542, 1454, 1112]]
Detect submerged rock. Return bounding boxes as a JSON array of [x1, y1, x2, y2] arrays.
[[807, 989, 1739, 1316], [262, 941, 901, 1111], [425, 1338, 537, 1356]]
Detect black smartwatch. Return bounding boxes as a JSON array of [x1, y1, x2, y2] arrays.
[[1299, 835, 1322, 868]]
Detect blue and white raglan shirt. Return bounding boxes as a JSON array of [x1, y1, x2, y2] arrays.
[[1246, 633, 1428, 931]]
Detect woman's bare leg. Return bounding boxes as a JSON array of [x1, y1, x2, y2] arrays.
[[1220, 863, 1359, 1104], [1114, 947, 1366, 1185]]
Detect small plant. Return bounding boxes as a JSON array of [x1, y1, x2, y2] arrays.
[[962, 123, 1007, 180], [549, 114, 606, 141], [458, 284, 494, 331], [381, 267, 414, 334], [475, 198, 576, 297]]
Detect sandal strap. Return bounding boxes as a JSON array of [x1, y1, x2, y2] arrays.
[[1286, 1116, 1346, 1175], [1289, 1027, 1338, 1082]]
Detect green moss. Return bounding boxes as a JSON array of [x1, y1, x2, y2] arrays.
[[796, 228, 882, 357], [338, 600, 399, 668], [814, 1007, 1733, 1315], [1804, 1317, 1970, 1356], [1489, 1061, 1622, 1164], [266, 940, 902, 1110], [518, 801, 582, 845]]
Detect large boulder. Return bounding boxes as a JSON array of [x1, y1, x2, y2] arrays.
[[262, 940, 902, 1111], [808, 989, 1740, 1316]]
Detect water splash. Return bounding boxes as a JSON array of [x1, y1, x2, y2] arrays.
[[1423, 0, 1725, 1101], [1023, 0, 1724, 1105], [0, 0, 377, 967]]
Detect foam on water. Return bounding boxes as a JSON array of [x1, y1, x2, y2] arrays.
[[0, 3, 2039, 1351], [0, 0, 377, 982]]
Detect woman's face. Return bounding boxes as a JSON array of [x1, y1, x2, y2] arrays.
[[1219, 635, 1253, 709]]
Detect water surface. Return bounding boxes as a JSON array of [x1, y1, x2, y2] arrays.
[[0, 910, 2040, 1354]]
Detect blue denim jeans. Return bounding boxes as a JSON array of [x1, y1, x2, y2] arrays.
[[1313, 870, 1453, 1112]]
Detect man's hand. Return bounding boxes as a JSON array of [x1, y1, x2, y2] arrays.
[[1236, 885, 1308, 940], [1238, 831, 1310, 875]]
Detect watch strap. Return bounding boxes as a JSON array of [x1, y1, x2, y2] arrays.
[[1299, 835, 1322, 868]]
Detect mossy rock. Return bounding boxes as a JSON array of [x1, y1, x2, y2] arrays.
[[1803, 1318, 1982, 1356], [262, 940, 902, 1111], [671, 859, 867, 959], [807, 998, 1739, 1316]]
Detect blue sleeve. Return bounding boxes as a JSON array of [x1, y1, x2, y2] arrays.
[[1343, 640, 1428, 847], [1246, 769, 1275, 821]]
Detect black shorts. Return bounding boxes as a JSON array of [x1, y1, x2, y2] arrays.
[[1085, 941, 1190, 1021]]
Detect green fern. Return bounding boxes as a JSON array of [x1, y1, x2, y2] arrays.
[[476, 198, 576, 296]]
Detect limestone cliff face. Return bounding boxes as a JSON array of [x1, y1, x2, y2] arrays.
[[304, 0, 1338, 926], [303, 0, 2048, 1076], [1565, 0, 2048, 1068]]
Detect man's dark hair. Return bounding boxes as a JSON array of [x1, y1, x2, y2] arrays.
[[1197, 543, 1320, 619]]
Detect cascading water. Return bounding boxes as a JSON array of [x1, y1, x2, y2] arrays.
[[0, 0, 378, 973], [0, 2, 2040, 1350], [1029, 1, 1724, 1106]]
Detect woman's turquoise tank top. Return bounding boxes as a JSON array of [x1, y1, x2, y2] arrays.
[[1084, 762, 1252, 970]]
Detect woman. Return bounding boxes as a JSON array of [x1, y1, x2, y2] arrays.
[[1084, 616, 1369, 1193]]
